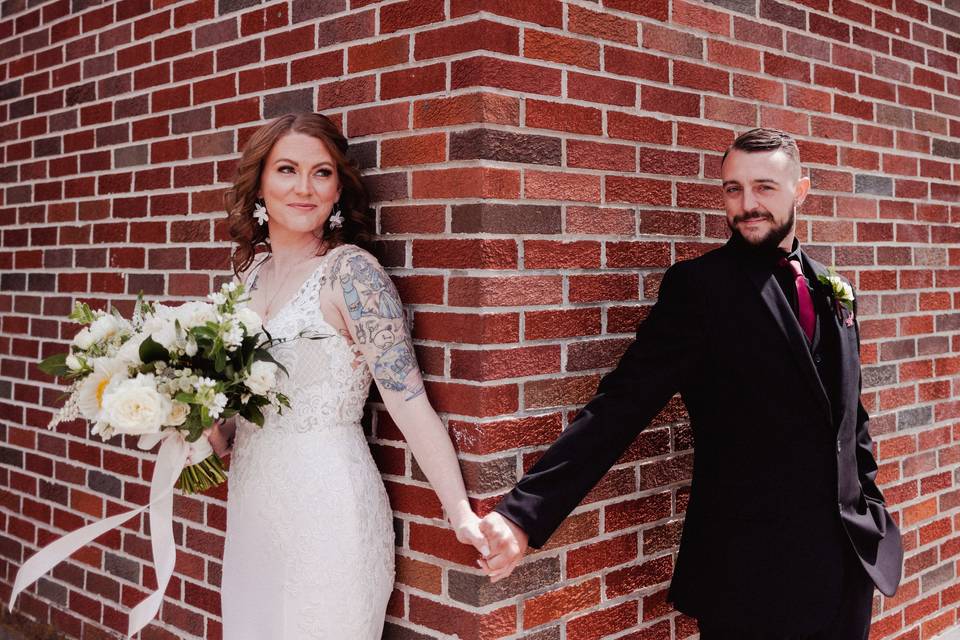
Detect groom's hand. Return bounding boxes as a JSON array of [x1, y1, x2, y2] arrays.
[[478, 512, 528, 582]]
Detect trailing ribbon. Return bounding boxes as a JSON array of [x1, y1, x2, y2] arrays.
[[8, 430, 211, 637]]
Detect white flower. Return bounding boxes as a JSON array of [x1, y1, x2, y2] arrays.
[[115, 333, 146, 367], [165, 401, 191, 426], [65, 354, 82, 371], [173, 301, 217, 331], [100, 374, 171, 436], [235, 307, 262, 335], [184, 338, 198, 357], [73, 328, 94, 350], [244, 360, 278, 396], [208, 291, 227, 306], [221, 318, 244, 349], [77, 359, 129, 421], [89, 315, 125, 344], [210, 393, 228, 420]]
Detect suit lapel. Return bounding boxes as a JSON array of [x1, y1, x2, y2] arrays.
[[738, 248, 833, 426], [803, 254, 859, 425]]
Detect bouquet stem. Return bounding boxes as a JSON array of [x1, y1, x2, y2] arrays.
[[176, 453, 227, 494]]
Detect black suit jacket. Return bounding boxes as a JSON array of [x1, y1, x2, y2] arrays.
[[495, 239, 903, 633]]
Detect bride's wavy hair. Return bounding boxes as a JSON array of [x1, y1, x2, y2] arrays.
[[225, 112, 372, 278]]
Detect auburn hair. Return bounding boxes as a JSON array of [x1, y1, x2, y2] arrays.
[[225, 112, 372, 278]]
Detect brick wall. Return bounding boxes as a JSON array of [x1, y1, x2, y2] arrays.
[[1, 0, 958, 638]]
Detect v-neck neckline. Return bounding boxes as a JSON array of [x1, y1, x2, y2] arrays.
[[250, 251, 332, 327]]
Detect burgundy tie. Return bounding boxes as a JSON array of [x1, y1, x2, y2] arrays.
[[780, 257, 815, 342]]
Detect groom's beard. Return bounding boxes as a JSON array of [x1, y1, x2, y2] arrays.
[[728, 204, 796, 253]]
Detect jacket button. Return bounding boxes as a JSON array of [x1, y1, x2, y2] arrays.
[[837, 440, 841, 454], [814, 354, 822, 364]]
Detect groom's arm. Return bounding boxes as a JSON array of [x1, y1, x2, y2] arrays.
[[852, 295, 885, 505], [493, 260, 705, 549]]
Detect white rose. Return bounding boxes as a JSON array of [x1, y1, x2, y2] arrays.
[[77, 358, 129, 421], [89, 315, 122, 343], [100, 374, 171, 436], [235, 307, 262, 335], [244, 360, 278, 396], [73, 328, 94, 350], [174, 301, 217, 331], [66, 354, 82, 371], [165, 401, 191, 427]]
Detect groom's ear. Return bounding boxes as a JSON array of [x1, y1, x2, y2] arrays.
[[794, 175, 811, 207]]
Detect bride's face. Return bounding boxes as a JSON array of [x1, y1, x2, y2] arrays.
[[258, 132, 342, 236]]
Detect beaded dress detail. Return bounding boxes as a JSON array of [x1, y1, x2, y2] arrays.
[[221, 245, 395, 639]]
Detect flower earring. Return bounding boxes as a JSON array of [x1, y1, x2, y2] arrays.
[[328, 203, 343, 229], [252, 199, 269, 226]]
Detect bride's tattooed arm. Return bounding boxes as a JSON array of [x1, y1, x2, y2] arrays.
[[330, 248, 425, 401]]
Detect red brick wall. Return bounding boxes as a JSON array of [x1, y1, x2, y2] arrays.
[[1, 0, 959, 638]]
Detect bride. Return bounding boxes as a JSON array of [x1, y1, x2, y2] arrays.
[[207, 112, 488, 638]]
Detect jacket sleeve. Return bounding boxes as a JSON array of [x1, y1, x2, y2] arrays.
[[494, 261, 705, 548]]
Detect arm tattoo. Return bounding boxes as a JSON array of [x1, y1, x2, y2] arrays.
[[331, 250, 425, 401]]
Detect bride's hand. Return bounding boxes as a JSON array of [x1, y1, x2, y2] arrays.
[[452, 511, 490, 558], [204, 420, 234, 458]]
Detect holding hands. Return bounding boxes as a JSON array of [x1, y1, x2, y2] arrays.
[[477, 512, 529, 583]]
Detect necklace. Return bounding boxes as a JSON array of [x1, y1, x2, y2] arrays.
[[258, 241, 326, 321]]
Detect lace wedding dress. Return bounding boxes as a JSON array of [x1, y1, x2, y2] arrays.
[[221, 245, 395, 639]]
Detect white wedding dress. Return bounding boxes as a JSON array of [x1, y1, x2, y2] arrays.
[[221, 245, 395, 639]]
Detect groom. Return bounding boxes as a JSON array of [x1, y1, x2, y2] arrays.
[[479, 128, 903, 638]]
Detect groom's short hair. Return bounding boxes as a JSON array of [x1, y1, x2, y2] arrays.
[[722, 128, 802, 177]]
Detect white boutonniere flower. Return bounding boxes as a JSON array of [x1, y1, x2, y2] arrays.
[[817, 271, 855, 326]]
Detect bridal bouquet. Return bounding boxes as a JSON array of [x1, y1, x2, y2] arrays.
[[11, 281, 311, 636], [39, 281, 289, 494]]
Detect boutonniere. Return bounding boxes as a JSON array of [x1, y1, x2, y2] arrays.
[[817, 270, 855, 327]]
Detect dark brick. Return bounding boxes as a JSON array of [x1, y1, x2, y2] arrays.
[[65, 82, 96, 106], [218, 0, 259, 14], [263, 88, 314, 118], [7, 186, 31, 204], [10, 97, 34, 119], [0, 380, 11, 398], [105, 552, 140, 582], [292, 0, 344, 23], [115, 144, 149, 167], [854, 175, 892, 196], [931, 8, 960, 34], [705, 0, 756, 14], [1, 273, 26, 291], [760, 0, 804, 28], [932, 138, 960, 159], [936, 313, 960, 331], [363, 172, 407, 202], [39, 479, 68, 505], [192, 132, 233, 157], [452, 203, 561, 234], [196, 18, 237, 48], [28, 273, 56, 292], [450, 129, 561, 165], [0, 446, 23, 467], [171, 107, 211, 134], [896, 406, 932, 431], [88, 469, 122, 498], [448, 557, 560, 606], [347, 140, 376, 170], [0, 79, 21, 100], [127, 273, 165, 296], [34, 137, 62, 157], [37, 578, 68, 605], [861, 364, 895, 388]]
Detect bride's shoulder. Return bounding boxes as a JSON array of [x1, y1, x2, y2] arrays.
[[327, 243, 384, 274]]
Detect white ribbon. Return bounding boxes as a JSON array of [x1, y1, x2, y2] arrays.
[[8, 430, 208, 637]]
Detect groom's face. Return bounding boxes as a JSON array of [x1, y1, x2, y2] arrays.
[[721, 148, 810, 252]]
